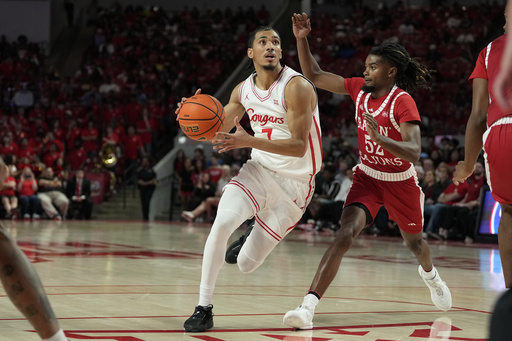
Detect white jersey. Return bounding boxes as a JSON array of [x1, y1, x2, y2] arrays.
[[238, 66, 322, 182]]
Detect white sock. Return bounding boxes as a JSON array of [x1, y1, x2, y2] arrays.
[[423, 266, 437, 280], [198, 283, 214, 307], [43, 329, 67, 341], [304, 293, 320, 309]]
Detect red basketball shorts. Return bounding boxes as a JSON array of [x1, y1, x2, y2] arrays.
[[483, 118, 512, 205], [345, 166, 424, 234]]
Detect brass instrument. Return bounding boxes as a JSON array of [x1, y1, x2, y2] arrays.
[[101, 144, 118, 169]]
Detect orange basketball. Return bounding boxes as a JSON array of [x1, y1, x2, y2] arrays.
[[179, 94, 225, 141]]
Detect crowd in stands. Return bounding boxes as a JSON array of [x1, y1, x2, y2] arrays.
[[0, 2, 503, 228], [0, 4, 271, 220], [284, 2, 505, 137]]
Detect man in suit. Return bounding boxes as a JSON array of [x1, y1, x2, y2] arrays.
[[65, 169, 93, 219]]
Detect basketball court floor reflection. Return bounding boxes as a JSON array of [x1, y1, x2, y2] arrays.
[[0, 219, 503, 340]]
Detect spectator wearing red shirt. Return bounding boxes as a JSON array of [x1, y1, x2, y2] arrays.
[[17, 137, 34, 161], [206, 153, 223, 184], [28, 127, 46, 157], [0, 134, 19, 159], [65, 118, 82, 151], [136, 107, 155, 156], [102, 101, 122, 124], [10, 120, 28, 144], [50, 119, 66, 142], [43, 132, 65, 156], [29, 116, 48, 139], [27, 101, 46, 123], [102, 125, 119, 149], [81, 119, 99, 159], [147, 97, 164, 122], [16, 166, 41, 220], [45, 100, 65, 123], [442, 161, 486, 243], [43, 143, 61, 168], [112, 117, 126, 143], [122, 125, 145, 182], [0, 167, 18, 218], [124, 95, 142, 126], [66, 139, 87, 171], [13, 107, 30, 134]]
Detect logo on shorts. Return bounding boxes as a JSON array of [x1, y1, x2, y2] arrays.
[[408, 223, 416, 226]]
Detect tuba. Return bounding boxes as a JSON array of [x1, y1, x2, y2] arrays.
[[100, 144, 118, 169]]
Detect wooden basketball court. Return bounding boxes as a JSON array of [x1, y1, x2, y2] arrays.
[[0, 219, 503, 340]]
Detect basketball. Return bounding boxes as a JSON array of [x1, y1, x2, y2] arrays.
[[179, 94, 225, 141]]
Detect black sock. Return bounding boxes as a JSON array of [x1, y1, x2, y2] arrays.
[[307, 290, 321, 300]]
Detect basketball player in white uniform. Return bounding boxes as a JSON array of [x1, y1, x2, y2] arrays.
[[176, 26, 323, 332]]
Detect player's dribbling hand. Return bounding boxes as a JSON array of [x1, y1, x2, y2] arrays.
[[175, 88, 201, 120], [452, 160, 474, 186], [211, 116, 251, 153], [292, 13, 312, 39]]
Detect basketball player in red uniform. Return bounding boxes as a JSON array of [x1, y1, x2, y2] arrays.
[[0, 158, 68, 341], [493, 0, 512, 111], [454, 6, 512, 340], [453, 6, 512, 289], [283, 13, 452, 330], [176, 26, 322, 332]]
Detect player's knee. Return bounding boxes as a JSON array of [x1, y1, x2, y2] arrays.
[[335, 226, 355, 251], [405, 237, 423, 254], [238, 256, 261, 274]]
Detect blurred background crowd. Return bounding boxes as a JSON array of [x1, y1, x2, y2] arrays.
[[0, 0, 504, 241]]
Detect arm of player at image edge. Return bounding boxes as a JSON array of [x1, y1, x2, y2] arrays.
[[292, 12, 348, 95], [211, 78, 315, 157], [493, 0, 512, 111], [453, 77, 489, 186]]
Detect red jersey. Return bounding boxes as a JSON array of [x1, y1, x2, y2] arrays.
[[469, 34, 512, 126], [345, 77, 421, 173]]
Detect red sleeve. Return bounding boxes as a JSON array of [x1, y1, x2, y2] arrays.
[[469, 48, 487, 84], [394, 94, 421, 124], [344, 77, 365, 102]]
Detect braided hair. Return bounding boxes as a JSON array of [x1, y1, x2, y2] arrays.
[[369, 40, 433, 93]]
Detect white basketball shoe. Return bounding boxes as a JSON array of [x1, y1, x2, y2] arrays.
[[283, 295, 316, 330], [418, 265, 452, 311]]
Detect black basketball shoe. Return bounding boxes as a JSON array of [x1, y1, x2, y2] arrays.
[[225, 224, 253, 264], [183, 304, 214, 332]]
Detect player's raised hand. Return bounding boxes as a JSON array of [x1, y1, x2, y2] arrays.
[[211, 116, 251, 153], [292, 13, 312, 39], [175, 88, 201, 120], [452, 161, 475, 186]]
